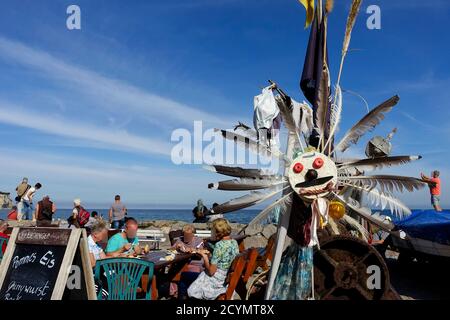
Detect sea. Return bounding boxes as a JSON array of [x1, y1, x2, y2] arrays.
[[0, 208, 261, 225], [0, 208, 445, 225]]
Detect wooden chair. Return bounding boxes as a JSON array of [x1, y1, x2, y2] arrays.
[[233, 248, 259, 299], [255, 234, 275, 271], [216, 252, 247, 300], [94, 257, 154, 300], [169, 230, 183, 246]]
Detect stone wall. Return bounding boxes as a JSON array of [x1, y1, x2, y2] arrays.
[[138, 220, 277, 250]]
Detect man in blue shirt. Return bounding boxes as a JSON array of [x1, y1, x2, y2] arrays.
[[106, 218, 142, 257]]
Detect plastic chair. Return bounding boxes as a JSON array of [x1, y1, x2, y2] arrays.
[[0, 237, 8, 262], [94, 257, 154, 300]]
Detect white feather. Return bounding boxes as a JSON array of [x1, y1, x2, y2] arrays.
[[323, 85, 342, 150], [341, 182, 412, 218], [248, 192, 294, 227]]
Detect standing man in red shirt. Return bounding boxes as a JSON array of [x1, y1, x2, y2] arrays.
[[421, 170, 442, 212]]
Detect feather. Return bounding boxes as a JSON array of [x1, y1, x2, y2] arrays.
[[296, 100, 314, 137], [327, 217, 341, 235], [334, 95, 400, 153], [323, 85, 342, 150], [248, 192, 294, 227], [342, 182, 412, 218], [208, 177, 287, 191], [342, 0, 363, 57], [208, 186, 289, 215], [276, 96, 303, 150], [316, 63, 331, 141], [338, 155, 422, 172], [341, 175, 427, 193], [203, 165, 276, 179], [341, 214, 369, 240], [233, 122, 258, 141], [216, 129, 286, 161], [335, 0, 363, 103], [332, 192, 398, 234]]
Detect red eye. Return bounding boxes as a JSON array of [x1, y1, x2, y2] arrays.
[[313, 158, 324, 169], [293, 163, 304, 173]]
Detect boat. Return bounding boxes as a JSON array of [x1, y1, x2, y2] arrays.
[[386, 210, 450, 261]]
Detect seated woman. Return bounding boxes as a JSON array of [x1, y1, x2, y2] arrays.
[[187, 218, 239, 300], [171, 225, 204, 299], [172, 224, 204, 252]]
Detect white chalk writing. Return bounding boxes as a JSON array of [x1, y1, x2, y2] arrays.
[[12, 253, 37, 269], [4, 280, 50, 300]]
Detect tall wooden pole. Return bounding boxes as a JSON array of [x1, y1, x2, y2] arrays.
[[265, 103, 297, 299]]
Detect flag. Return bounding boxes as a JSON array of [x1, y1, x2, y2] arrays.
[[300, 7, 332, 150], [298, 0, 315, 29]]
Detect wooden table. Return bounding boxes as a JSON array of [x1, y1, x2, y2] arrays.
[[140, 251, 194, 300]]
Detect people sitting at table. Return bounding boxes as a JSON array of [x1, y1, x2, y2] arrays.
[[87, 221, 108, 268], [105, 217, 142, 257], [0, 219, 9, 255], [187, 218, 239, 300], [172, 224, 204, 252]]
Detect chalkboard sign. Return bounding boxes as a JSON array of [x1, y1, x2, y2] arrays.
[[0, 228, 95, 300]]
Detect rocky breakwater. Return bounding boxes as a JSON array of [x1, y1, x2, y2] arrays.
[[138, 220, 277, 250]]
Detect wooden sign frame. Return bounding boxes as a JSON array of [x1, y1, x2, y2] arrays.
[[0, 227, 96, 300]]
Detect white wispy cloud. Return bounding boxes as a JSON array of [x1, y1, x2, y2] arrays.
[[0, 101, 171, 156], [0, 36, 232, 128]]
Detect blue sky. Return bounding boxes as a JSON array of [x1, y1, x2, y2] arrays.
[[0, 0, 449, 209]]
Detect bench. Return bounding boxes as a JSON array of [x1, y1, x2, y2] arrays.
[[194, 229, 212, 239], [137, 229, 167, 250]]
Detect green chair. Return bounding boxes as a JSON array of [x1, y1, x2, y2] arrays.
[[94, 257, 154, 300], [0, 237, 8, 262]]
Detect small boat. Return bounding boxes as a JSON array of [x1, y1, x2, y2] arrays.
[[387, 210, 450, 261]]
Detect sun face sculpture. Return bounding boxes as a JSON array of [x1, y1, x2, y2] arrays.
[[288, 151, 337, 202], [206, 91, 428, 232]]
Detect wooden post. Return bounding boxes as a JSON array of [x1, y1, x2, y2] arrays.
[[265, 129, 296, 299]]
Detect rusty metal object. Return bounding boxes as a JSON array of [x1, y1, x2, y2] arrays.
[[313, 236, 392, 300], [246, 235, 400, 300]]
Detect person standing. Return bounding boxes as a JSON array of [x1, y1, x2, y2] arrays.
[[421, 171, 442, 211], [34, 196, 57, 226], [21, 183, 42, 220], [72, 198, 90, 228], [15, 177, 30, 220], [109, 195, 127, 229]]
